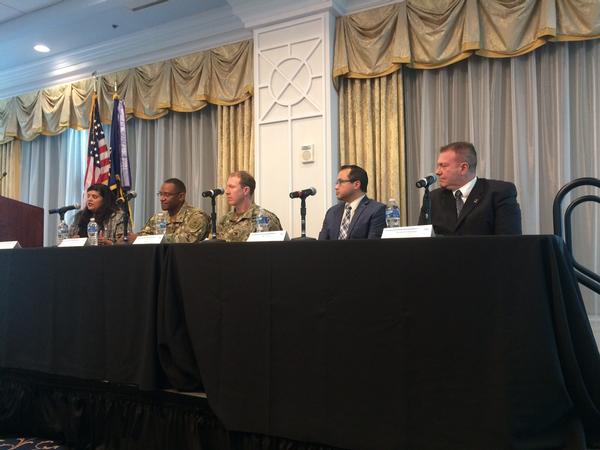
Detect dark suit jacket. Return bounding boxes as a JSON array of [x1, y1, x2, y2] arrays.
[[318, 196, 386, 240], [418, 178, 522, 236]]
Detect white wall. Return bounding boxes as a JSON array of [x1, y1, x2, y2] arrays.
[[253, 12, 338, 238]]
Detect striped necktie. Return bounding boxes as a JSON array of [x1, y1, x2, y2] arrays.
[[455, 190, 464, 217], [338, 204, 352, 240]]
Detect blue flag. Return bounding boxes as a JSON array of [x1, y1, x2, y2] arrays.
[[108, 97, 131, 199]]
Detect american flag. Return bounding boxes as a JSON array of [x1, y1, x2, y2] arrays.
[[85, 96, 110, 188]]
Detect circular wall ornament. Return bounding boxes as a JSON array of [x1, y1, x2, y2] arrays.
[[269, 57, 311, 106]]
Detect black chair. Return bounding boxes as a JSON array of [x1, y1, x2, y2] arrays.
[[553, 177, 600, 294]]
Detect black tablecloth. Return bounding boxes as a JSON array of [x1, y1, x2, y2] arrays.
[[1, 236, 599, 450], [0, 245, 165, 390], [161, 236, 600, 450]]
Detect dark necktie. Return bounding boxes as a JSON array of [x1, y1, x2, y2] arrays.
[[338, 205, 352, 240], [455, 190, 464, 217]]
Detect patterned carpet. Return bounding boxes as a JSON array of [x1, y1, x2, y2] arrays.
[[0, 438, 68, 449]]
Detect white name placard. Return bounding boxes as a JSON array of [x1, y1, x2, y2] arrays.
[[381, 225, 434, 239], [58, 238, 88, 247], [132, 234, 165, 245], [247, 230, 290, 242], [0, 241, 21, 249]]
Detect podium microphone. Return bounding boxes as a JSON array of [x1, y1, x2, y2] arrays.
[[49, 203, 80, 215], [202, 188, 224, 242], [416, 174, 437, 188], [202, 188, 224, 198], [290, 187, 317, 199]]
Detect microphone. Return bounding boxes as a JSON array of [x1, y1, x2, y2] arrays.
[[116, 191, 137, 204], [49, 203, 80, 215], [416, 174, 437, 188], [0, 171, 7, 182], [202, 188, 224, 198], [289, 187, 317, 199]]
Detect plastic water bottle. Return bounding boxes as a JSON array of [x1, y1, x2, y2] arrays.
[[385, 199, 401, 228], [155, 212, 167, 235], [57, 219, 69, 245], [87, 217, 98, 246], [255, 208, 269, 232]]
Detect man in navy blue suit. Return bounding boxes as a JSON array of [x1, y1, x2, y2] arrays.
[[318, 165, 386, 240], [418, 142, 522, 235]]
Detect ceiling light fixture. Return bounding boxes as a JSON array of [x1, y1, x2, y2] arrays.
[[34, 44, 50, 53]]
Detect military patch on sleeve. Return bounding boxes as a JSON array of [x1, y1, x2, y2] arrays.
[[187, 213, 204, 232]]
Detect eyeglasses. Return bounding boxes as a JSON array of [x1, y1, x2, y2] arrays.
[[335, 179, 354, 185], [156, 191, 181, 198]]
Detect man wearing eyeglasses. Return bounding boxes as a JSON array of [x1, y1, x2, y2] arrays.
[[418, 141, 522, 235], [135, 178, 210, 243], [318, 165, 386, 240]]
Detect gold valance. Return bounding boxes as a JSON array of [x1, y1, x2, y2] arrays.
[[333, 0, 600, 82], [0, 40, 253, 143]]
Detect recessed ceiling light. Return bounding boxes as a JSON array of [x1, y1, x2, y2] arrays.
[[34, 44, 50, 53]]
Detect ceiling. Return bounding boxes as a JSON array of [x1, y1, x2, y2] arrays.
[[0, 0, 60, 22], [0, 0, 228, 70], [0, 0, 396, 99]]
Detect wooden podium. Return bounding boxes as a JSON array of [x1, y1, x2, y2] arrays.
[[0, 196, 44, 247]]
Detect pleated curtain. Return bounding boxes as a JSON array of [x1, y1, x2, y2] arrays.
[[333, 0, 600, 316], [338, 71, 406, 223], [0, 140, 21, 199], [403, 41, 600, 314], [0, 41, 254, 245], [217, 98, 254, 214]]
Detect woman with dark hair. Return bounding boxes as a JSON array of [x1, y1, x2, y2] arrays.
[[69, 184, 125, 245]]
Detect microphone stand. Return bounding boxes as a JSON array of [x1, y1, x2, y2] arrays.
[[121, 196, 131, 243], [292, 195, 316, 240], [203, 194, 224, 243], [422, 186, 432, 225]]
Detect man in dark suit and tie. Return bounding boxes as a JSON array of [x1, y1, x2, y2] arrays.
[[418, 142, 522, 236], [319, 164, 386, 240]]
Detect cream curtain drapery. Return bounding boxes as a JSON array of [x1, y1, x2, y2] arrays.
[[403, 40, 600, 314], [0, 140, 21, 199], [333, 0, 600, 216], [338, 71, 406, 222], [217, 98, 254, 214], [1, 40, 254, 227], [333, 0, 600, 81], [0, 40, 253, 144]]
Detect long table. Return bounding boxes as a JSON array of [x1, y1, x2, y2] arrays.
[[1, 236, 599, 450]]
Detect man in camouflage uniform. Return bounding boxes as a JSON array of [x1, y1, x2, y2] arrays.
[[135, 178, 210, 243], [217, 171, 282, 242]]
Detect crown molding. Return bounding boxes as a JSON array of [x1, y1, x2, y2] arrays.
[[225, 0, 402, 28], [344, 0, 403, 15], [226, 0, 345, 29], [0, 5, 250, 99]]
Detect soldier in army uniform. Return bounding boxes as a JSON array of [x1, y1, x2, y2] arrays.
[[133, 178, 210, 243], [217, 171, 282, 242]]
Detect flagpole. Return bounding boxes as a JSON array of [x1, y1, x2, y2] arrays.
[[92, 71, 97, 94]]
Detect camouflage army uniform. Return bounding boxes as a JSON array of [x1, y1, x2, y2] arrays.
[[217, 203, 282, 242], [69, 209, 125, 243], [139, 203, 210, 243]]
